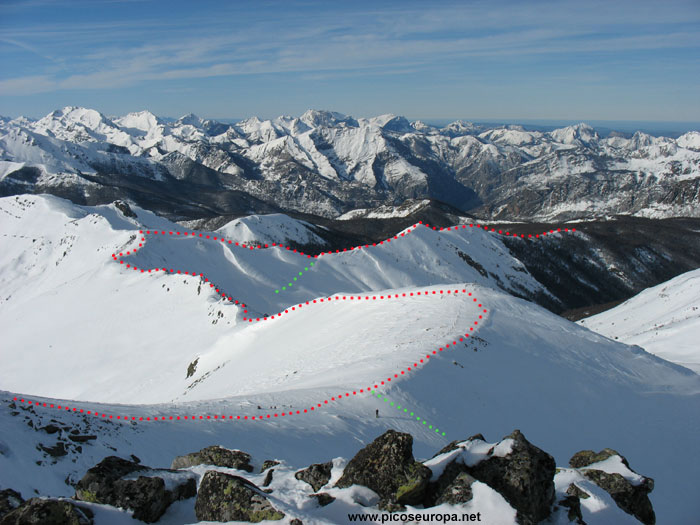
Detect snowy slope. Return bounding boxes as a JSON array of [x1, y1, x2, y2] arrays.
[[1, 194, 700, 522], [336, 199, 432, 220], [580, 269, 700, 373], [1, 289, 699, 522], [0, 194, 547, 403]]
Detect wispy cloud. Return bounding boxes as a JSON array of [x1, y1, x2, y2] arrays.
[[0, 0, 698, 100]]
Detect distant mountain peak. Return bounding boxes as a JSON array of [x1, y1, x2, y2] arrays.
[[115, 110, 162, 133], [300, 109, 356, 128], [177, 113, 205, 127], [43, 106, 113, 129], [550, 122, 599, 145]]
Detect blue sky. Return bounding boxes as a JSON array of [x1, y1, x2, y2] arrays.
[[1, 0, 699, 122]]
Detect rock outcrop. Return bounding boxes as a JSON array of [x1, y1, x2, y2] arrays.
[[171, 445, 253, 472], [0, 498, 93, 525], [194, 471, 284, 523], [570, 449, 655, 525], [427, 430, 555, 524], [74, 456, 196, 523], [434, 472, 476, 506], [466, 430, 555, 524], [294, 462, 333, 492], [4, 430, 657, 524], [335, 430, 432, 507]]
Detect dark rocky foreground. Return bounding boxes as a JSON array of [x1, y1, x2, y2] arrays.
[[0, 429, 655, 524]]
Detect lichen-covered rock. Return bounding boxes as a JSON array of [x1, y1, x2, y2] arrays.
[[566, 483, 590, 500], [309, 493, 335, 507], [194, 471, 284, 523], [570, 449, 655, 524], [0, 490, 24, 519], [466, 430, 555, 525], [295, 462, 332, 492], [171, 445, 253, 472], [0, 498, 93, 525], [261, 460, 280, 472], [335, 430, 431, 507], [434, 472, 476, 505], [569, 448, 621, 469], [583, 470, 655, 525], [73, 456, 196, 523], [377, 500, 406, 513]]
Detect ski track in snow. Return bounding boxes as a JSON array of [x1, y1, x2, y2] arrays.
[[8, 220, 577, 432]]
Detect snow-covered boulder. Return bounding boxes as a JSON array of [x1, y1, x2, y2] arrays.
[[570, 449, 655, 524], [425, 430, 555, 524], [74, 456, 196, 523]]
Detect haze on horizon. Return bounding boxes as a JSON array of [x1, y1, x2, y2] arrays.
[[1, 0, 699, 124]]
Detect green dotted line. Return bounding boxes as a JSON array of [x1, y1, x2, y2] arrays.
[[274, 262, 315, 293], [372, 390, 446, 437]]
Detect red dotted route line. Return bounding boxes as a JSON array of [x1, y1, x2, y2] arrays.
[[10, 220, 576, 423], [11, 286, 486, 423], [111, 222, 575, 317]]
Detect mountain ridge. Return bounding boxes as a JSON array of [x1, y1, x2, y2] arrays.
[[2, 106, 698, 222]]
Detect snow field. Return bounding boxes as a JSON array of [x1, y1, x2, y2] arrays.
[[2, 194, 700, 522]]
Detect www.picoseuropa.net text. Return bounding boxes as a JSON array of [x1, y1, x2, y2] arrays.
[[347, 511, 482, 523]]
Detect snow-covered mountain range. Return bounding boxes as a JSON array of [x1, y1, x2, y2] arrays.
[[1, 193, 699, 523], [1, 107, 698, 221]]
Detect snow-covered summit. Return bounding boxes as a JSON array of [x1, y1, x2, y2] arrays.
[[114, 110, 162, 133], [299, 109, 357, 129], [676, 130, 700, 151], [214, 213, 328, 247], [549, 122, 599, 146], [440, 120, 478, 137], [361, 113, 414, 133], [41, 106, 114, 130]]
